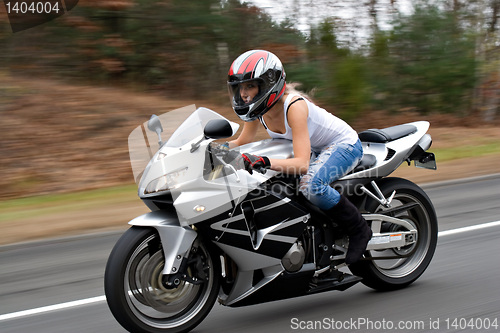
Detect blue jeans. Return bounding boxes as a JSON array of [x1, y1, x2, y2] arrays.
[[299, 139, 363, 210]]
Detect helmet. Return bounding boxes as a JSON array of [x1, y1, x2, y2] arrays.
[[228, 50, 286, 122]]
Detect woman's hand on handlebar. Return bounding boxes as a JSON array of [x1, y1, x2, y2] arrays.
[[241, 153, 271, 174]]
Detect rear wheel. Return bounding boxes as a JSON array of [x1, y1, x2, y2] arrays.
[[349, 178, 438, 290], [104, 226, 220, 333]]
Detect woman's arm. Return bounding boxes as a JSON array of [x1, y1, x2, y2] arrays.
[[268, 100, 311, 175], [228, 120, 259, 148]]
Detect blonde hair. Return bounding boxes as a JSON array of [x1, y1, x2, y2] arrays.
[[285, 82, 315, 102]]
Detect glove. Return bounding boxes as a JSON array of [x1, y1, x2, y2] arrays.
[[242, 153, 271, 174]]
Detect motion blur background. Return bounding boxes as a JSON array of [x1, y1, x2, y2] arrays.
[[1, 0, 500, 243]]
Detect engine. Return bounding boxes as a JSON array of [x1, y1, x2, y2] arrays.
[[281, 241, 305, 272]]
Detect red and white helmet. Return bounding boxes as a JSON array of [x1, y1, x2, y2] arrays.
[[228, 50, 286, 122]]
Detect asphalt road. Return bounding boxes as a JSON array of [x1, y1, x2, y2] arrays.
[[1, 175, 500, 333]]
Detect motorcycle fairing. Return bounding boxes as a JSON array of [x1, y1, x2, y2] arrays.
[[342, 121, 432, 180], [128, 210, 197, 276], [197, 186, 310, 262]]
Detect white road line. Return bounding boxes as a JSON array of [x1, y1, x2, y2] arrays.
[[0, 295, 106, 321], [1, 220, 500, 322], [438, 220, 500, 237]]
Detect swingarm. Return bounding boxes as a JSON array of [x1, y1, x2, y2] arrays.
[[363, 214, 417, 251]]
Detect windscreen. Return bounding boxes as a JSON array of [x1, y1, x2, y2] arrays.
[[128, 105, 234, 184]]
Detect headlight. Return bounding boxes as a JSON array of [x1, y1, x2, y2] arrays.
[[144, 167, 188, 194]]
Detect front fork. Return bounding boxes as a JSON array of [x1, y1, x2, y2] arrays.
[[129, 210, 197, 278]]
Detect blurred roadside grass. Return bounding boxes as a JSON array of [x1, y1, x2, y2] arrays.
[[432, 142, 500, 162], [1, 143, 499, 224], [0, 185, 137, 223]]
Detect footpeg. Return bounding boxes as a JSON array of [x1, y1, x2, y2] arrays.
[[309, 272, 363, 294]]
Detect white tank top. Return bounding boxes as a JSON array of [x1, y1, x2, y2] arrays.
[[260, 94, 359, 152]]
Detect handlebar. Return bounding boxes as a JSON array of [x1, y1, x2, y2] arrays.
[[256, 167, 267, 174], [209, 143, 267, 175]]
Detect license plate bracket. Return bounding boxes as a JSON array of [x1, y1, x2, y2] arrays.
[[415, 152, 437, 170]]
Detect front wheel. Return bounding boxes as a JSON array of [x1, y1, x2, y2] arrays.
[[104, 226, 220, 333], [349, 178, 438, 291]]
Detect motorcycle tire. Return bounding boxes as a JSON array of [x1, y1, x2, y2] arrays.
[[104, 226, 220, 333], [349, 177, 438, 291]]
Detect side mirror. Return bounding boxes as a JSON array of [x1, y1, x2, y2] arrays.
[[204, 119, 233, 139], [148, 114, 163, 146]]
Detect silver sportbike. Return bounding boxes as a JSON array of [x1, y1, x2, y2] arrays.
[[104, 105, 438, 333]]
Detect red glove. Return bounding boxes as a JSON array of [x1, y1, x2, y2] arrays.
[[242, 153, 271, 174]]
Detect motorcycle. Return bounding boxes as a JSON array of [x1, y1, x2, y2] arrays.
[[104, 105, 438, 333]]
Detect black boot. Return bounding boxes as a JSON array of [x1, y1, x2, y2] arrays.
[[327, 195, 372, 265]]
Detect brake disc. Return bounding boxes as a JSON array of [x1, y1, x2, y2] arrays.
[[140, 251, 198, 313]]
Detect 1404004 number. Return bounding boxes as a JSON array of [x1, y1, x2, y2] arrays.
[[5, 1, 61, 14], [445, 317, 499, 331]]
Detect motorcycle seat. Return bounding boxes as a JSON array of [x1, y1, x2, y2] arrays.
[[351, 153, 376, 173], [358, 124, 417, 143]]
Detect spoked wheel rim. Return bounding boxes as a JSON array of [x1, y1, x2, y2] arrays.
[[366, 193, 432, 279], [124, 234, 215, 329]]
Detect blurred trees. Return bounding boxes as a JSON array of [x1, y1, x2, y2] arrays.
[[369, 4, 477, 115], [1, 0, 304, 97], [1, 0, 500, 120]]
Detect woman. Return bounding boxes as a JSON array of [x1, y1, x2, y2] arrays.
[[227, 50, 372, 265]]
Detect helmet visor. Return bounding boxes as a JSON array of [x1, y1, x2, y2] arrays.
[[228, 79, 266, 114]]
